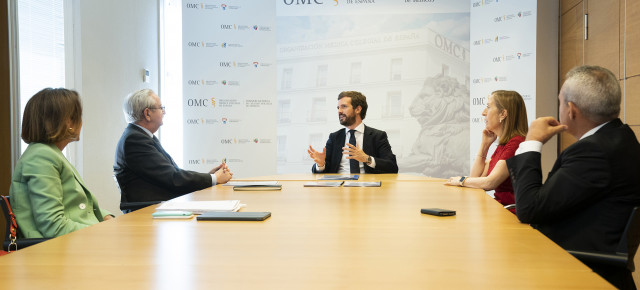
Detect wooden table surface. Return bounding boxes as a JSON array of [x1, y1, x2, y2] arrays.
[[0, 174, 613, 289]]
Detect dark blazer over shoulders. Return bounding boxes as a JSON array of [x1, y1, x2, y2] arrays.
[[114, 124, 212, 202], [312, 125, 398, 174], [506, 118, 640, 253]]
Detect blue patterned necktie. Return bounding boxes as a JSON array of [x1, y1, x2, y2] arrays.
[[348, 130, 359, 173]]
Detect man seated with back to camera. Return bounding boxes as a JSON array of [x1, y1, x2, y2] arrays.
[[114, 89, 233, 205], [308, 91, 399, 174], [506, 65, 640, 289]]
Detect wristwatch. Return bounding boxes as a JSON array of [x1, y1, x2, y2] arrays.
[[366, 155, 373, 165], [459, 176, 468, 187]]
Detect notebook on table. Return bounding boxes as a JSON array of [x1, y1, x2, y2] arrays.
[[343, 181, 382, 187], [196, 211, 271, 221], [233, 184, 282, 191], [317, 174, 359, 180]]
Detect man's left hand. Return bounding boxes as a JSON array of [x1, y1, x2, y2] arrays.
[[343, 143, 369, 163], [526, 116, 568, 144], [209, 163, 230, 175]]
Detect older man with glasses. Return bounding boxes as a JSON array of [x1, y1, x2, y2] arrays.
[[113, 89, 232, 208]]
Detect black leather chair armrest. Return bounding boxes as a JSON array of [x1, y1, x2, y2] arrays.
[[120, 201, 161, 213], [568, 250, 628, 269]]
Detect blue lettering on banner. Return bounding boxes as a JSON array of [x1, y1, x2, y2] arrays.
[[283, 0, 323, 5], [186, 119, 200, 124], [188, 159, 201, 164]]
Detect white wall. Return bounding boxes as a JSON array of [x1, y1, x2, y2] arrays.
[[72, 0, 159, 215]]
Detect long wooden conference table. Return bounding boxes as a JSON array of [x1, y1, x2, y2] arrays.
[[0, 174, 614, 289]]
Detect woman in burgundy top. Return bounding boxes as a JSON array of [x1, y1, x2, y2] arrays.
[[445, 90, 528, 211]]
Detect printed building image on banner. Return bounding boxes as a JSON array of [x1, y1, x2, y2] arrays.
[[182, 2, 278, 178], [276, 3, 470, 178]]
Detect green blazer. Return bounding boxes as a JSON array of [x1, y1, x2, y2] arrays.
[[9, 143, 111, 238]]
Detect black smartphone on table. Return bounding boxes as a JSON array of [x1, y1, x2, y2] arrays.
[[421, 208, 456, 216]]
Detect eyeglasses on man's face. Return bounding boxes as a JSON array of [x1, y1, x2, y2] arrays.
[[148, 106, 166, 113]]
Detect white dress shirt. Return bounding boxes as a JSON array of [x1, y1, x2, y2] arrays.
[[514, 121, 609, 155], [315, 122, 376, 173]]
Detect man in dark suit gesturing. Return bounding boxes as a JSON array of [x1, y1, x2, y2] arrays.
[[506, 65, 640, 289], [114, 89, 232, 204], [308, 91, 398, 174]]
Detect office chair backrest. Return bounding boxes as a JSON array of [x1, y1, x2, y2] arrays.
[[113, 175, 160, 213], [618, 206, 640, 272]]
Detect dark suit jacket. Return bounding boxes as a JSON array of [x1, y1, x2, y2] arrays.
[[506, 118, 640, 253], [312, 125, 398, 174], [114, 124, 212, 202]]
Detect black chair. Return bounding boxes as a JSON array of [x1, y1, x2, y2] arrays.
[[568, 206, 640, 289], [568, 207, 640, 271], [120, 201, 161, 213], [112, 175, 160, 214], [1, 196, 50, 252]]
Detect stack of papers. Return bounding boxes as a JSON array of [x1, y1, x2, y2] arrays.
[[155, 200, 243, 214], [303, 181, 344, 187], [343, 181, 382, 187]]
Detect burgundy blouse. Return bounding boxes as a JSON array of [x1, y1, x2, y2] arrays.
[[487, 135, 525, 206]]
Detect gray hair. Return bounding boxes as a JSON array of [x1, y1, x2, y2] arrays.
[[123, 89, 155, 123], [561, 65, 621, 123]]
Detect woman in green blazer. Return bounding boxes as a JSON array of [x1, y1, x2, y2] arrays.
[[9, 88, 113, 238]]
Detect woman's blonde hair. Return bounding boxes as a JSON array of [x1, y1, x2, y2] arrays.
[[492, 90, 528, 145], [21, 88, 83, 144]]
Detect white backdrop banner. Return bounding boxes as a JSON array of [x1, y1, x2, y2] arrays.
[[181, 1, 479, 178], [182, 2, 278, 178], [469, 0, 537, 164]]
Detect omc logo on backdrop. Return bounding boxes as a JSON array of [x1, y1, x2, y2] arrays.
[[283, 0, 324, 5]]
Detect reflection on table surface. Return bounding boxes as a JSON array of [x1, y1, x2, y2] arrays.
[[0, 174, 613, 289]]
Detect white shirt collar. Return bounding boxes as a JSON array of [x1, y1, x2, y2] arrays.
[[344, 122, 365, 134], [579, 121, 609, 140], [131, 123, 154, 138]]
